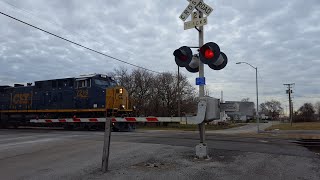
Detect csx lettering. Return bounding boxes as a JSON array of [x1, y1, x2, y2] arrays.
[[12, 93, 31, 104]]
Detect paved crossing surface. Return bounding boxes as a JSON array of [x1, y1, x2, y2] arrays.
[[0, 129, 319, 180]]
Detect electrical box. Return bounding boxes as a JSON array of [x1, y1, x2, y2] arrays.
[[203, 97, 220, 122], [187, 97, 220, 124]]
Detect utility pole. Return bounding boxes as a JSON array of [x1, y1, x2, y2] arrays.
[[284, 83, 294, 126]]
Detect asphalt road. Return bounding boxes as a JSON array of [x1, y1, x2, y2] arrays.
[[0, 129, 319, 180]]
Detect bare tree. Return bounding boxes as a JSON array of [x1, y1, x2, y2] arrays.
[[111, 67, 135, 97], [111, 67, 197, 117], [297, 103, 315, 122], [315, 101, 320, 120], [178, 73, 197, 115], [260, 100, 283, 119], [131, 69, 154, 116]]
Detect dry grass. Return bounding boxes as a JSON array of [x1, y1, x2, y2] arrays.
[[266, 122, 320, 131], [237, 132, 320, 140], [137, 123, 245, 131]]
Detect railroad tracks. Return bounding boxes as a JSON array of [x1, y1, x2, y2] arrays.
[[295, 139, 320, 147], [294, 139, 320, 153]]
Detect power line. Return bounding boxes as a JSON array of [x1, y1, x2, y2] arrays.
[[0, 11, 161, 74], [0, 0, 137, 56]]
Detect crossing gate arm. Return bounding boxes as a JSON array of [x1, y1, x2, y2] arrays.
[[30, 117, 185, 123]]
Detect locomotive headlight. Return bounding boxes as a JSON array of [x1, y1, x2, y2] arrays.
[[119, 88, 123, 94]]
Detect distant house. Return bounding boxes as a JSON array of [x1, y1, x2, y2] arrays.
[[225, 101, 255, 121]]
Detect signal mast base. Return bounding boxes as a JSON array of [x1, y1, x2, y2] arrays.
[[195, 143, 209, 159]]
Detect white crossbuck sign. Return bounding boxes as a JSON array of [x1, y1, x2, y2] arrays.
[[186, 0, 213, 16], [179, 0, 213, 30], [179, 0, 201, 21]]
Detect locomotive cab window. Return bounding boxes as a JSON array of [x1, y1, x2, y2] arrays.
[[94, 79, 110, 88], [76, 79, 91, 89], [109, 77, 117, 87]]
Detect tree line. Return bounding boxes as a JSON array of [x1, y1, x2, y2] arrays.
[[259, 100, 320, 122], [109, 67, 320, 121], [109, 67, 198, 117]]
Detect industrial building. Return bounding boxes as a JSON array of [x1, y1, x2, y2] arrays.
[[225, 101, 255, 121]]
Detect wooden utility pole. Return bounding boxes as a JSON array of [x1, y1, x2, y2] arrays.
[[284, 83, 294, 126]]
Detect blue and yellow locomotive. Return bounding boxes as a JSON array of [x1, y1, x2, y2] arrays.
[[0, 74, 133, 129]]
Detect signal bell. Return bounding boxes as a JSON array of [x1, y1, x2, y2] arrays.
[[199, 42, 228, 70]]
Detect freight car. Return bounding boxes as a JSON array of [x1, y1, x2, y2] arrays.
[[0, 74, 134, 130]]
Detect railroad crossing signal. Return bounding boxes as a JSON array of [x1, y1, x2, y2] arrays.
[[173, 46, 199, 73], [173, 46, 193, 67], [199, 42, 228, 70], [177, 0, 225, 159], [173, 42, 228, 72]]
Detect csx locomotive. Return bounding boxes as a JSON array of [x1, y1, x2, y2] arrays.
[[0, 74, 133, 129]]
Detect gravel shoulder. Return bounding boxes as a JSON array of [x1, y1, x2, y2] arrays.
[[78, 142, 320, 180]]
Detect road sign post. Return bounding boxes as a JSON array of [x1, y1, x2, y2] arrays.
[[197, 9, 207, 158], [102, 117, 112, 172], [179, 0, 213, 159]]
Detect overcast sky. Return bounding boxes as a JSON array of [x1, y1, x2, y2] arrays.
[[0, 0, 320, 112]]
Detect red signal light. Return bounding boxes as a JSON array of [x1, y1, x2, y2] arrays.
[[204, 49, 214, 59], [174, 46, 193, 67], [199, 42, 220, 65], [180, 55, 188, 61], [200, 46, 215, 59]]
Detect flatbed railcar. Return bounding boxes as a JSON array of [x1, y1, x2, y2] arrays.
[[0, 74, 134, 130]]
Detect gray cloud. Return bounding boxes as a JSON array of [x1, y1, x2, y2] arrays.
[[0, 0, 319, 112]]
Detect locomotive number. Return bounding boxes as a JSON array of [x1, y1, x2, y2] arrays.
[[76, 89, 89, 98]]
